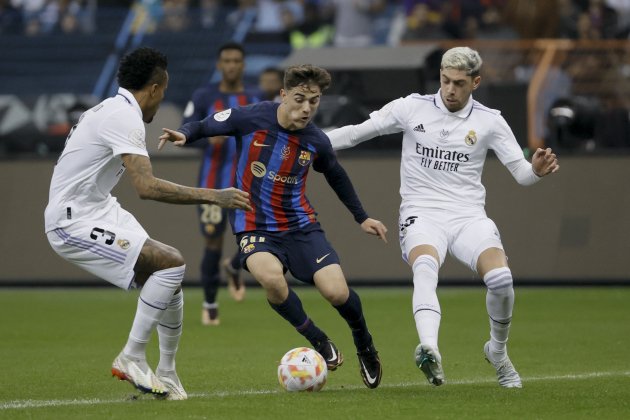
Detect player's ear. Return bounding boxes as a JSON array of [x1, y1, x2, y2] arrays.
[[472, 76, 481, 90], [280, 89, 287, 102]]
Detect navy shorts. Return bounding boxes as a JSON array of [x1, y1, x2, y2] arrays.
[[236, 223, 340, 284], [197, 204, 229, 239]]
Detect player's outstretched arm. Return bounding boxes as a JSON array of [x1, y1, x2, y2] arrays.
[[121, 154, 251, 210], [531, 147, 560, 176], [158, 128, 187, 150], [360, 218, 388, 243]]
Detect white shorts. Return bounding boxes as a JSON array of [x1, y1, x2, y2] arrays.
[[398, 204, 504, 272], [46, 207, 148, 289]]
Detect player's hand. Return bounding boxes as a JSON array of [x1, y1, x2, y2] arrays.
[[158, 128, 187, 150], [213, 187, 252, 211], [531, 147, 559, 176], [360, 218, 388, 243]]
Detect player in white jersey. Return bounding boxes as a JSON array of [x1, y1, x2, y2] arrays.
[[44, 47, 251, 399], [327, 47, 559, 388]]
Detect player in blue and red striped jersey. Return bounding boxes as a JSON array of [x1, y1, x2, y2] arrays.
[[182, 42, 260, 326], [160, 64, 387, 389]]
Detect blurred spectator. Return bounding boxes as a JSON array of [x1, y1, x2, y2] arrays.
[[0, 0, 22, 34], [330, 0, 385, 47], [258, 67, 283, 101], [131, 0, 162, 33], [200, 0, 218, 28], [289, 1, 333, 49], [160, 0, 188, 32], [246, 0, 302, 43], [402, 2, 448, 41], [583, 0, 618, 39], [14, 0, 60, 36], [58, 0, 96, 34], [557, 0, 580, 38]]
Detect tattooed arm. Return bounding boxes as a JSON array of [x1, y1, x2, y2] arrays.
[[121, 154, 251, 210]]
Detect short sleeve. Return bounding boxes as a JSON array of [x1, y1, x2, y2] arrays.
[[100, 109, 149, 158]]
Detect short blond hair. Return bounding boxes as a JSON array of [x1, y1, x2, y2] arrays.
[[440, 47, 482, 76]]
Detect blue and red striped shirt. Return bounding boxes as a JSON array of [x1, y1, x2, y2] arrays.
[[182, 84, 260, 190], [179, 101, 369, 234]]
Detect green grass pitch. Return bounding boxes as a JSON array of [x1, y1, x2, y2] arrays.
[[1, 287, 629, 419]]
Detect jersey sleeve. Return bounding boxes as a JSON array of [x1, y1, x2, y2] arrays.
[[490, 115, 527, 165], [368, 96, 410, 135], [101, 109, 148, 158], [312, 131, 337, 173], [179, 106, 245, 143]]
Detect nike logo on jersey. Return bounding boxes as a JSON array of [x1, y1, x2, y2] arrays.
[[253, 140, 270, 147], [316, 253, 331, 264], [413, 124, 425, 132]]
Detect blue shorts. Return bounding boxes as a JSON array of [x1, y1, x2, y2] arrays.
[[197, 204, 229, 239], [235, 223, 340, 284]]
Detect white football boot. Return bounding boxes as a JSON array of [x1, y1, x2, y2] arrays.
[[156, 369, 188, 400], [484, 341, 523, 388], [415, 344, 445, 386], [111, 352, 168, 397]]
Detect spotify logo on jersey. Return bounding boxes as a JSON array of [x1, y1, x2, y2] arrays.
[[251, 161, 267, 177]]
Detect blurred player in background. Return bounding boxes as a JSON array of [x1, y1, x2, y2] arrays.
[[44, 47, 251, 400], [159, 64, 388, 389], [182, 42, 260, 326], [327, 46, 559, 388], [258, 67, 284, 102]]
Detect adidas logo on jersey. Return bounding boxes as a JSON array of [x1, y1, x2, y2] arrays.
[[413, 124, 425, 133]]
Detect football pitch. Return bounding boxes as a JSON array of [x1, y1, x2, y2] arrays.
[[1, 286, 629, 419]]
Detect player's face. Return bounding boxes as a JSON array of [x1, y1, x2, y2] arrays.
[[217, 49, 245, 84], [143, 71, 169, 123], [279, 83, 321, 130], [439, 68, 480, 113]]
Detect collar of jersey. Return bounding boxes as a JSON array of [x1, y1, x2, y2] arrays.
[[434, 89, 474, 119], [117, 87, 143, 118]]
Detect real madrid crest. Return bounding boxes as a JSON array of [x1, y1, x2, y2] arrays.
[[117, 239, 130, 250], [464, 130, 477, 146]]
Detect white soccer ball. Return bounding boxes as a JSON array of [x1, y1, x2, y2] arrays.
[[277, 347, 328, 392]]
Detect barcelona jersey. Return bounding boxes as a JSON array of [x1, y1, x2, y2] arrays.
[[179, 101, 365, 234], [182, 84, 260, 190]]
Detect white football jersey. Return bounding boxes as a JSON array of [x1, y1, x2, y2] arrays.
[[367, 91, 524, 209], [44, 88, 149, 232]]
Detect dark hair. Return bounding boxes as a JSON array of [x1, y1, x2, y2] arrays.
[[117, 47, 168, 90], [284, 64, 331, 92], [261, 67, 284, 79], [217, 42, 245, 57]]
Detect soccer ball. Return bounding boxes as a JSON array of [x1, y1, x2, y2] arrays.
[[277, 347, 328, 392]]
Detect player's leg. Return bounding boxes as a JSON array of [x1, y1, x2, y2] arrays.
[[201, 234, 224, 326], [155, 288, 186, 400], [222, 250, 246, 301], [453, 217, 522, 388], [313, 264, 382, 389], [400, 210, 448, 386], [116, 237, 187, 397], [245, 250, 331, 355]]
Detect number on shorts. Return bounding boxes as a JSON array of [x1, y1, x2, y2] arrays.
[[200, 204, 223, 224], [90, 227, 116, 245]]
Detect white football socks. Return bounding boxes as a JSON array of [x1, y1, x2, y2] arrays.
[[412, 255, 441, 348], [123, 265, 186, 361], [483, 267, 514, 356], [157, 290, 184, 372]]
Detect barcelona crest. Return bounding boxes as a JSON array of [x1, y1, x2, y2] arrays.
[[298, 150, 311, 166]]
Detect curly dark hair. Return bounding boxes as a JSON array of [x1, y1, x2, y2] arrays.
[[117, 47, 168, 90], [284, 64, 331, 92]]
